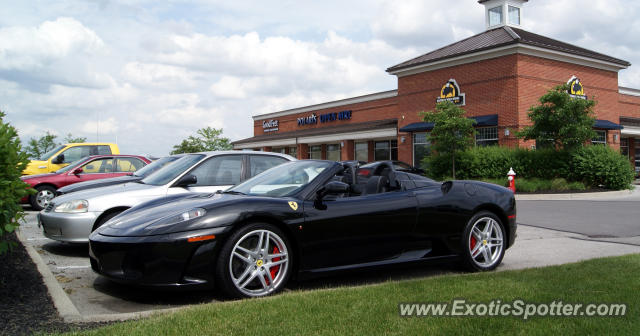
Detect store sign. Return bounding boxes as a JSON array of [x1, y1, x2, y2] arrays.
[[262, 119, 279, 132], [297, 110, 352, 126], [567, 76, 587, 100], [436, 79, 465, 106]]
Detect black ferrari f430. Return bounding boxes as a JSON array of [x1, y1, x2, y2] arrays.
[[89, 160, 516, 298]]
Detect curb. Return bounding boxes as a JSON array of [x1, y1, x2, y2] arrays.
[[16, 228, 81, 321], [16, 227, 191, 323], [514, 189, 634, 200]]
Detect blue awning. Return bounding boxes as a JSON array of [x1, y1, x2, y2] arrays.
[[399, 114, 498, 132], [399, 122, 435, 132], [472, 114, 498, 126], [594, 119, 623, 130]]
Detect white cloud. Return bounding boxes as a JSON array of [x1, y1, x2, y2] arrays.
[[81, 117, 119, 135], [0, 17, 103, 71]]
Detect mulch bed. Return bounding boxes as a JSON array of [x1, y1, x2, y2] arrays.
[[0, 232, 107, 335]]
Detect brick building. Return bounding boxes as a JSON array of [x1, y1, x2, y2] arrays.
[[233, 0, 640, 174]]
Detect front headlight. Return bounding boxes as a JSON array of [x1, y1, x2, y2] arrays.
[[54, 200, 88, 213], [145, 208, 206, 230]]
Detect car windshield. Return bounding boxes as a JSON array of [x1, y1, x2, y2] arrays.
[[141, 154, 205, 186], [54, 158, 86, 173], [228, 161, 332, 197], [133, 156, 180, 177], [38, 144, 66, 161]]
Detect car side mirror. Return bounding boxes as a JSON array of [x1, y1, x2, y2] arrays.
[[175, 174, 197, 187], [52, 154, 64, 164], [315, 181, 349, 210], [72, 167, 83, 175]]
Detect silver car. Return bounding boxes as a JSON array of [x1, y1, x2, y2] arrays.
[[38, 151, 295, 242]]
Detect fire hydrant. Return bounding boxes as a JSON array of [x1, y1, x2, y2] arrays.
[[507, 167, 516, 193]]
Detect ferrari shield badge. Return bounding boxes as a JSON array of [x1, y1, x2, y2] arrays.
[[288, 201, 298, 211]]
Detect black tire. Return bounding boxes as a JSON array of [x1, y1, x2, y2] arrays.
[[461, 211, 506, 272], [215, 223, 292, 299], [91, 210, 123, 232], [30, 185, 56, 211]]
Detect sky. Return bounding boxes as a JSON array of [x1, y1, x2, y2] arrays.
[[1, 0, 639, 157]]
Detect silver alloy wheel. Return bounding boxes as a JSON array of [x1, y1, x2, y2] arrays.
[[468, 216, 504, 268], [229, 229, 289, 297], [36, 189, 55, 208]]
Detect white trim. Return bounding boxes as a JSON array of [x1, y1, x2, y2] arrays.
[[620, 87, 640, 97], [299, 128, 397, 144], [389, 43, 628, 77], [233, 128, 398, 149], [252, 90, 398, 121], [234, 138, 297, 149], [621, 126, 640, 136]]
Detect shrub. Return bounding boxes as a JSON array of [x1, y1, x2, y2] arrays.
[[550, 178, 570, 191], [571, 145, 634, 190], [424, 147, 570, 181], [425, 144, 631, 190], [0, 111, 32, 255]]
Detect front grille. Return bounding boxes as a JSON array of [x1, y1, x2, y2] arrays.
[[44, 203, 55, 212]]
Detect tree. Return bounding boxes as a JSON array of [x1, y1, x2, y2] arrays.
[[171, 127, 232, 154], [421, 101, 476, 179], [517, 84, 596, 150], [63, 133, 87, 143], [25, 132, 87, 159], [25, 131, 57, 159], [0, 111, 33, 255]]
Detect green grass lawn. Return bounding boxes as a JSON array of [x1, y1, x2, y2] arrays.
[[62, 254, 640, 335]]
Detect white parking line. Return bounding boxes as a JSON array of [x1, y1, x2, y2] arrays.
[[54, 265, 91, 269]]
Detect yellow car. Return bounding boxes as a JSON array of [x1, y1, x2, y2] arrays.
[[22, 143, 120, 175]]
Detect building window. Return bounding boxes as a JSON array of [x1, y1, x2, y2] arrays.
[[355, 142, 368, 162], [620, 138, 629, 158], [326, 144, 341, 161], [508, 5, 520, 25], [413, 132, 431, 167], [374, 140, 398, 161], [309, 145, 322, 159], [489, 6, 503, 26], [272, 148, 285, 154], [288, 146, 297, 158], [592, 130, 607, 145], [476, 127, 499, 147]]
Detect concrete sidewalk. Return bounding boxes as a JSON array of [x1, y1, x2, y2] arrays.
[[515, 188, 638, 201]]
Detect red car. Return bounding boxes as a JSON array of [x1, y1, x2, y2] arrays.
[[21, 154, 151, 210]]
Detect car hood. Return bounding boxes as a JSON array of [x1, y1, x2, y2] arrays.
[[51, 182, 161, 211], [58, 175, 139, 193], [96, 193, 243, 237], [21, 172, 58, 180]]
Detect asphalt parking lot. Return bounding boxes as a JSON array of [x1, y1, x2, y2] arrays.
[[17, 190, 640, 322]]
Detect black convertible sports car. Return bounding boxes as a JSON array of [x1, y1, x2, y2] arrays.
[[89, 160, 516, 298]]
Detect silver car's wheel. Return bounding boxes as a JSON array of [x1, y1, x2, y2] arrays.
[[30, 185, 56, 211], [462, 211, 506, 271], [228, 229, 289, 297]]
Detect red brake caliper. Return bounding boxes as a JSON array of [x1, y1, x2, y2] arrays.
[[470, 236, 477, 251], [265, 246, 281, 285]]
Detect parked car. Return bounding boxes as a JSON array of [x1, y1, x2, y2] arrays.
[[38, 151, 295, 243], [88, 160, 516, 298], [22, 142, 120, 176], [57, 154, 185, 196], [21, 154, 151, 211]]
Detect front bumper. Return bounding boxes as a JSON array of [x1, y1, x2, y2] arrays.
[[39, 210, 100, 243], [89, 227, 229, 287]]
